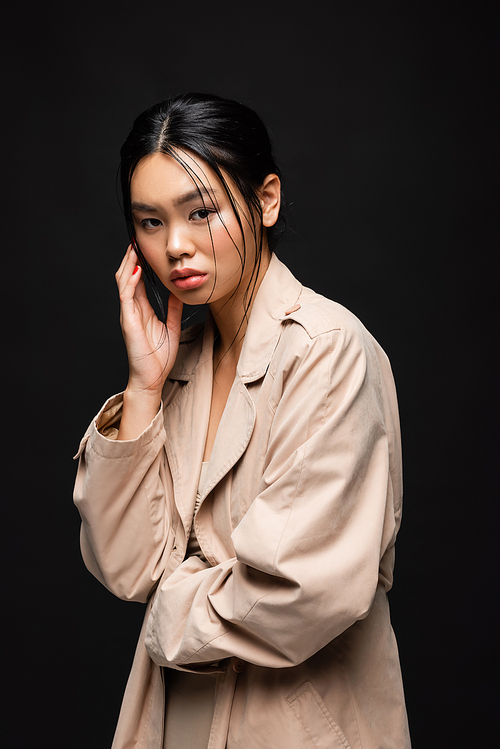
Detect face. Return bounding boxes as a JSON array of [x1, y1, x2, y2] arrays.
[[130, 150, 266, 313]]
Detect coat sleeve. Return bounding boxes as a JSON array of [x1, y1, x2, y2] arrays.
[[73, 393, 175, 603], [145, 321, 403, 669]]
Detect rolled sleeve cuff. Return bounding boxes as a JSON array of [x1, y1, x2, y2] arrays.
[[73, 392, 165, 460]]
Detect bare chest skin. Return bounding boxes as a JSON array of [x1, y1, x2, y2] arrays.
[[202, 351, 238, 463]]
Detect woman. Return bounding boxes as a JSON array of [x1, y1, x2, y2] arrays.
[[74, 93, 411, 749]]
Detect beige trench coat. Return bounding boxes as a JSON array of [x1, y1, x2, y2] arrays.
[[74, 255, 411, 749]]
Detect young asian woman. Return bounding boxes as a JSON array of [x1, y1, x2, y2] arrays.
[[73, 93, 411, 749]]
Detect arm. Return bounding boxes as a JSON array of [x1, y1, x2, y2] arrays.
[[73, 244, 184, 601], [73, 394, 177, 603], [115, 243, 183, 440], [145, 322, 402, 669]]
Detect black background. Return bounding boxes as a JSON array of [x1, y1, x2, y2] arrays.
[[2, 1, 499, 746]]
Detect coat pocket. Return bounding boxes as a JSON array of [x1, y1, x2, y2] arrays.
[[286, 681, 353, 749]]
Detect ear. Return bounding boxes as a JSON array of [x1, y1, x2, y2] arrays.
[[259, 173, 281, 227]]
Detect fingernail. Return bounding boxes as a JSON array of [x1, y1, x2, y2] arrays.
[[133, 265, 139, 275]]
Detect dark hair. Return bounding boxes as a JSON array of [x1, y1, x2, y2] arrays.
[[119, 92, 285, 319]]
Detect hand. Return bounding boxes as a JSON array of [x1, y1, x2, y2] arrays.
[[115, 244, 183, 439]]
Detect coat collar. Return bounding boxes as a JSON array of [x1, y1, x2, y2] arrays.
[[163, 255, 302, 550], [237, 253, 302, 382], [168, 254, 302, 384]]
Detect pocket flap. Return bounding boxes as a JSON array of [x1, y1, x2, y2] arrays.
[[286, 681, 352, 749]]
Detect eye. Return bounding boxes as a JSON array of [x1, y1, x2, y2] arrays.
[[190, 208, 213, 221], [140, 218, 163, 229]]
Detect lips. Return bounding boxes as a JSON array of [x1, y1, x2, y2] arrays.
[[169, 267, 205, 281], [169, 266, 208, 291]]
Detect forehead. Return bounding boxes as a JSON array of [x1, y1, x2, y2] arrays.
[[131, 151, 220, 202]]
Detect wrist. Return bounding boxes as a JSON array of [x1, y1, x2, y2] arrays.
[[117, 388, 162, 441], [122, 388, 162, 423], [122, 385, 163, 406]]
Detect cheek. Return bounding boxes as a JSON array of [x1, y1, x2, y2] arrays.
[[210, 216, 244, 258], [138, 239, 166, 275], [211, 233, 244, 277], [138, 241, 156, 264]]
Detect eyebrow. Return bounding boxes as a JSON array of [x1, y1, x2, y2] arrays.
[[177, 186, 218, 206], [131, 186, 219, 213]]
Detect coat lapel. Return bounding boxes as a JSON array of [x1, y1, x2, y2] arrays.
[[200, 372, 256, 502], [163, 323, 213, 537], [163, 255, 302, 547], [197, 256, 302, 520]]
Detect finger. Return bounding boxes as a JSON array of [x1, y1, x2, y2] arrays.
[[115, 245, 138, 286], [115, 243, 134, 275], [116, 257, 141, 299], [131, 269, 155, 311], [166, 293, 183, 336], [118, 263, 143, 305]]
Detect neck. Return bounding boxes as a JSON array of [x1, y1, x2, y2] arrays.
[[209, 250, 271, 364]]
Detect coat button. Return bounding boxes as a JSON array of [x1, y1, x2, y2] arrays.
[[232, 658, 246, 673]]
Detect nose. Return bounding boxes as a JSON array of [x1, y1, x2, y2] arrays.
[[165, 222, 196, 260]]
